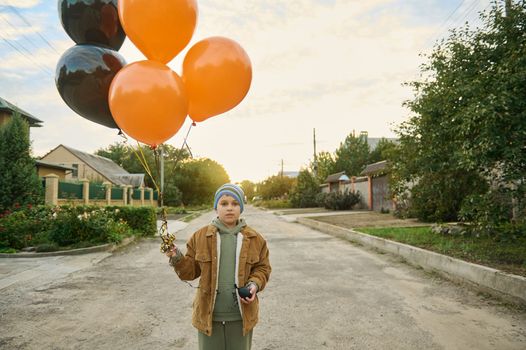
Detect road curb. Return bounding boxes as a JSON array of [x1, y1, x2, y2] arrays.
[[0, 236, 138, 258], [297, 217, 526, 305]]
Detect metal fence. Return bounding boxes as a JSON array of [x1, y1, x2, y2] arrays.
[[58, 181, 83, 199], [111, 187, 123, 200], [89, 183, 106, 200], [132, 188, 141, 200]]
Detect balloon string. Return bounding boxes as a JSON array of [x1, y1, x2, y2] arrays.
[[181, 122, 195, 150], [171, 122, 196, 173], [118, 131, 172, 252], [137, 141, 159, 192]]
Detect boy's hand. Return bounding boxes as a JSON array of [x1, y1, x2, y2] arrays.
[[240, 284, 257, 304], [165, 245, 178, 258]]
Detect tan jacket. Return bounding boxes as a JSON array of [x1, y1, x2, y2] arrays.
[[173, 224, 271, 336]]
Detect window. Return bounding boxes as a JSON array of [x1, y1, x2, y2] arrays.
[[72, 164, 78, 178]]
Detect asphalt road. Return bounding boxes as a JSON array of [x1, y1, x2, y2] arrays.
[[0, 206, 525, 349]]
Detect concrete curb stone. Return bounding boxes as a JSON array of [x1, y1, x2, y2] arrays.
[[297, 217, 526, 305], [0, 236, 138, 258]]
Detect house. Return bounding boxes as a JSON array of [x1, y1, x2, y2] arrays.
[[35, 160, 75, 180], [40, 144, 144, 187], [0, 97, 43, 131], [357, 130, 398, 150], [323, 171, 350, 193], [321, 161, 392, 211]]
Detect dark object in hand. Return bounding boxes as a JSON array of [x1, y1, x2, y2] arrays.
[[237, 286, 252, 299]]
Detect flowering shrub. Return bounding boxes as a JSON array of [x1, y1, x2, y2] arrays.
[[0, 205, 156, 251]]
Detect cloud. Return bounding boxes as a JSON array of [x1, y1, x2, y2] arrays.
[[2, 0, 41, 8], [2, 0, 495, 182]]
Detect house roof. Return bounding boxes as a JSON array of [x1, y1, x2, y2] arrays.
[[43, 144, 144, 186], [0, 97, 43, 127], [361, 160, 389, 176], [325, 171, 350, 183], [367, 137, 398, 150], [113, 174, 145, 187], [35, 160, 75, 171], [63, 145, 137, 186]]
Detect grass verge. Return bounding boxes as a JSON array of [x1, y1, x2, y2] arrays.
[[357, 226, 526, 277]]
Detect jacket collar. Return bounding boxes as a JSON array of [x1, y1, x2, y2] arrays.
[[206, 224, 256, 237]]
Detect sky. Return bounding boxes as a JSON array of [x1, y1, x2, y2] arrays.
[[0, 0, 496, 183]]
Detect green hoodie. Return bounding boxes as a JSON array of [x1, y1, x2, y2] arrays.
[[211, 218, 246, 321]]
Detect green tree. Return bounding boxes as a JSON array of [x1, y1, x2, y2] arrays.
[[393, 3, 526, 227], [310, 151, 335, 183], [95, 143, 190, 205], [257, 175, 296, 200], [0, 113, 42, 211], [289, 169, 320, 208], [239, 180, 256, 202], [333, 133, 370, 176], [173, 158, 230, 205], [368, 138, 398, 164]]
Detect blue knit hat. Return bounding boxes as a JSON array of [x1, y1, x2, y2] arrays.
[[214, 183, 245, 213]]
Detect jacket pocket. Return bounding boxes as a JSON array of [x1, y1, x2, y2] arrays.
[[195, 253, 212, 292], [247, 254, 260, 265], [244, 253, 260, 283]]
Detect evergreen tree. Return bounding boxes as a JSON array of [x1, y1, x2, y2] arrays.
[[333, 133, 370, 176], [0, 112, 43, 211], [290, 169, 320, 208]]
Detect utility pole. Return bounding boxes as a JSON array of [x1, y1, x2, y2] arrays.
[[505, 0, 512, 16], [160, 145, 164, 207], [313, 128, 318, 178], [280, 159, 284, 178]]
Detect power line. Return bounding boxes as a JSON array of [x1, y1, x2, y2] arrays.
[[0, 31, 54, 75], [424, 0, 467, 47], [0, 3, 57, 76], [0, 1, 60, 54], [0, 10, 47, 51], [448, 0, 483, 28], [422, 0, 483, 50]]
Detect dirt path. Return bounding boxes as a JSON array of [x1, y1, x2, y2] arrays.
[[0, 207, 524, 349]]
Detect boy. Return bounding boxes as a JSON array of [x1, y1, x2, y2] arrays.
[[166, 183, 271, 350]]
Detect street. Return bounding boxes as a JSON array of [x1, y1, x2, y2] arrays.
[[0, 206, 525, 349]]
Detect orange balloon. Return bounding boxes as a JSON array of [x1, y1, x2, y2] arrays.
[[118, 0, 198, 64], [108, 60, 188, 146], [182, 36, 252, 122]]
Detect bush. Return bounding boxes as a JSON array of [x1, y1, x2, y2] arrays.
[[459, 188, 525, 239], [289, 170, 320, 208], [106, 206, 157, 236], [0, 205, 156, 250], [0, 209, 48, 250], [0, 247, 16, 254], [317, 190, 361, 210]]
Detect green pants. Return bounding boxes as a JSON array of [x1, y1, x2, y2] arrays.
[[198, 321, 252, 350]]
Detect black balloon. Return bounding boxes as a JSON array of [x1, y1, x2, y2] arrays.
[[56, 44, 126, 129], [59, 0, 126, 50]]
